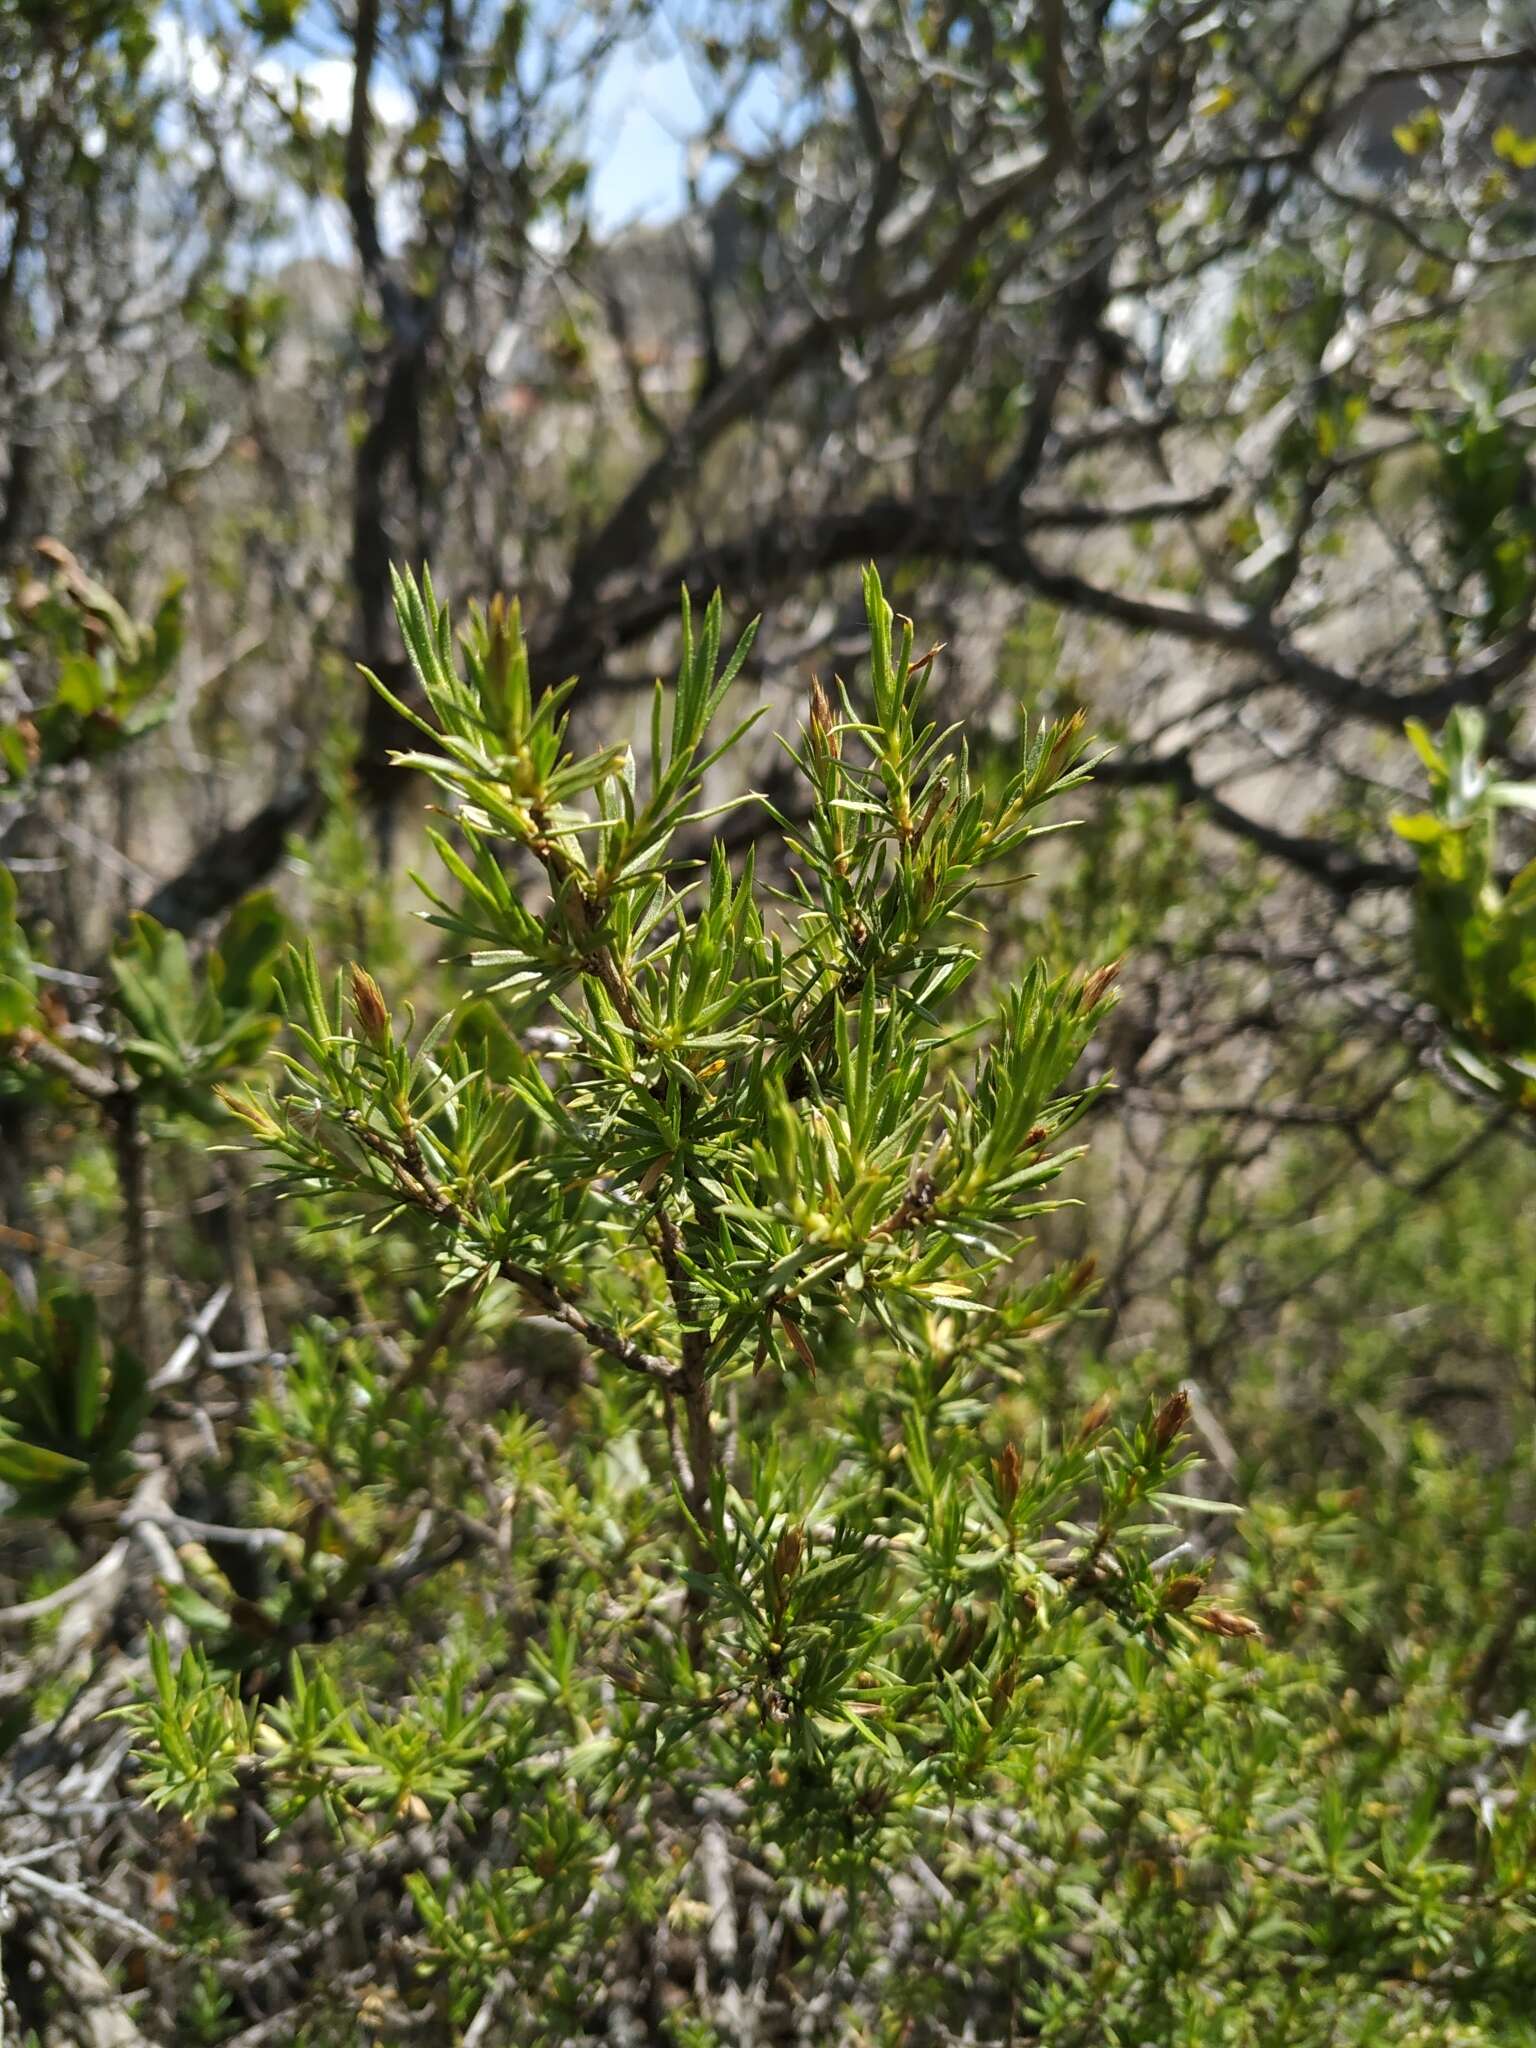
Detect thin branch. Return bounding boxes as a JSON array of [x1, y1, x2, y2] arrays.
[[10, 1029, 121, 1101], [0, 1542, 129, 1628]]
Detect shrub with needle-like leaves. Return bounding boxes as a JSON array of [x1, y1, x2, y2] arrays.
[[132, 566, 1253, 2033]]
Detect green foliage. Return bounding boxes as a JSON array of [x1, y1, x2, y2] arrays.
[[1427, 372, 1536, 648], [195, 279, 288, 382], [129, 1634, 256, 1825], [1226, 245, 1344, 382], [0, 863, 35, 1035], [111, 892, 286, 1117], [10, 2, 1536, 2034], [0, 1272, 148, 1513], [2, 546, 182, 788], [118, 565, 1268, 2021], [238, 569, 1113, 1342], [1393, 706, 1536, 1103], [94, 561, 1534, 2040], [0, 880, 284, 1124]]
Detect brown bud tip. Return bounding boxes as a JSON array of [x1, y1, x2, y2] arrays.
[[807, 676, 841, 759], [1161, 1574, 1203, 1612], [1192, 1606, 1261, 1640], [994, 1440, 1022, 1511], [777, 1310, 817, 1376], [349, 965, 391, 1048], [1151, 1386, 1191, 1453], [772, 1523, 805, 1591], [1080, 960, 1122, 1011], [1078, 1391, 1114, 1441], [940, 1604, 984, 1671]]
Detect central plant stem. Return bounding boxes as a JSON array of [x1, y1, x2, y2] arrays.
[[655, 1202, 717, 1556], [532, 825, 723, 1560]]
